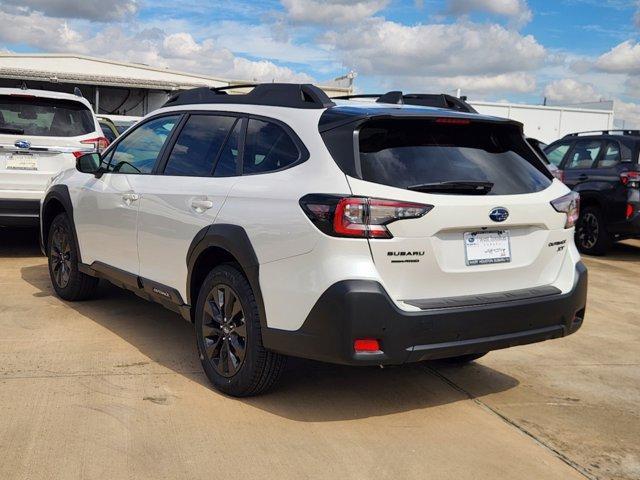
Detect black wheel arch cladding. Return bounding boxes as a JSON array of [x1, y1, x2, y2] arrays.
[[186, 224, 267, 329]]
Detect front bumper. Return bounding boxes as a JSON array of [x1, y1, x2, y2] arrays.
[[263, 262, 588, 365], [0, 199, 40, 226]]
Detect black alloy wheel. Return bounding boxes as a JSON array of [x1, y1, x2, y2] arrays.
[[50, 222, 73, 289], [201, 284, 247, 377]]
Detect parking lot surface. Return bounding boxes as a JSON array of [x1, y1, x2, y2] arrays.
[[0, 228, 638, 480]]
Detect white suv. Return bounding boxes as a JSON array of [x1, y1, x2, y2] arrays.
[[40, 84, 587, 397], [0, 88, 107, 226]]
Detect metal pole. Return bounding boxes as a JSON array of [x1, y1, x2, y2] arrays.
[[94, 87, 100, 114]]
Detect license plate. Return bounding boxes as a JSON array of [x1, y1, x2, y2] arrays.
[[6, 154, 37, 171], [464, 230, 511, 265]]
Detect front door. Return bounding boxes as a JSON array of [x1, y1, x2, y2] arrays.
[[74, 114, 181, 274]]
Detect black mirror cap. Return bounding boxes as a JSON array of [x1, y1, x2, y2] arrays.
[[76, 153, 102, 176]]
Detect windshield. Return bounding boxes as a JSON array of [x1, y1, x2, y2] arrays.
[[0, 95, 95, 137], [358, 119, 552, 195]]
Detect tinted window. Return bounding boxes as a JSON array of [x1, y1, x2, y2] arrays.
[[598, 141, 620, 168], [544, 142, 571, 166], [164, 115, 236, 177], [243, 119, 300, 174], [565, 140, 602, 169], [0, 95, 95, 137], [358, 119, 551, 195], [107, 116, 179, 174], [213, 119, 241, 177]]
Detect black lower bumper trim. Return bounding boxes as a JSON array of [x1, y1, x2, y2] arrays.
[[262, 262, 587, 366], [0, 199, 40, 226]]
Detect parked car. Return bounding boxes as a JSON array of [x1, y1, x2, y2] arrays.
[[40, 84, 587, 396], [98, 114, 140, 134], [544, 130, 640, 255], [526, 137, 562, 179], [0, 87, 107, 226], [96, 116, 119, 144]]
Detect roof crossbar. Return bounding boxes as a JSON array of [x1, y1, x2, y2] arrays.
[[332, 91, 477, 113], [164, 83, 336, 109]]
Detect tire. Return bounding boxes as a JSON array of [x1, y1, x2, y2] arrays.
[[440, 352, 488, 364], [47, 213, 98, 301], [195, 264, 286, 397], [575, 206, 610, 256]]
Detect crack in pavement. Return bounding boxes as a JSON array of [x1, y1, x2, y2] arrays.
[[422, 364, 598, 480]]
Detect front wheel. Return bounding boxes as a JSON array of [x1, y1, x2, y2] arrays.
[[575, 206, 610, 256], [47, 213, 98, 301], [195, 265, 286, 397]]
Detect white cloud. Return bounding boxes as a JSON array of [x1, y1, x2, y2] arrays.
[[543, 79, 601, 103], [445, 0, 532, 26], [0, 0, 139, 22], [595, 40, 640, 74], [613, 99, 640, 129], [281, 0, 389, 24], [0, 10, 86, 52], [324, 20, 545, 79]]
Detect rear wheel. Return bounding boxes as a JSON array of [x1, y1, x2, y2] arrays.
[[47, 213, 98, 301], [576, 206, 610, 256], [195, 265, 286, 397]]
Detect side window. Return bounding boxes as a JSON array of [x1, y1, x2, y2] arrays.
[[213, 119, 241, 177], [107, 115, 179, 174], [164, 115, 237, 177], [544, 142, 571, 167], [565, 140, 602, 170], [243, 119, 300, 174], [598, 141, 621, 168]]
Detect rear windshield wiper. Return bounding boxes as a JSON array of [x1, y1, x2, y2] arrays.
[[0, 127, 25, 134], [407, 181, 494, 195]]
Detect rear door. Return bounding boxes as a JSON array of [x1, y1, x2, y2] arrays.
[[345, 117, 571, 301], [560, 138, 603, 190], [136, 113, 243, 297]]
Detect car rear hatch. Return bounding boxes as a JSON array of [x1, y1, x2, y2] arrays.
[[323, 115, 575, 305], [0, 94, 100, 193]]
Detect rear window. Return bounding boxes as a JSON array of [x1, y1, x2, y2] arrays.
[[358, 119, 552, 195], [0, 95, 95, 137]]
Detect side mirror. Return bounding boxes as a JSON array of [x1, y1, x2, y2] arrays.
[[76, 153, 104, 178]]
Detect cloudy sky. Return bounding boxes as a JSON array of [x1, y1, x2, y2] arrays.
[[0, 0, 638, 126]]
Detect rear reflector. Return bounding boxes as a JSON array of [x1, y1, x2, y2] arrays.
[[626, 203, 634, 219], [354, 339, 381, 353]]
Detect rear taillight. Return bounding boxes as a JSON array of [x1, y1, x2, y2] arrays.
[[300, 194, 432, 239], [551, 191, 580, 228], [626, 203, 634, 219], [620, 171, 640, 188], [73, 137, 109, 158]]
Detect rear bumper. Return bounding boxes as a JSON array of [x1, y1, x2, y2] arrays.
[[263, 262, 588, 365], [609, 209, 640, 239], [0, 199, 40, 226]]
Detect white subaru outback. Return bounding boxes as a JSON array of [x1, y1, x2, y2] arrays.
[[0, 88, 107, 226], [40, 84, 587, 397]]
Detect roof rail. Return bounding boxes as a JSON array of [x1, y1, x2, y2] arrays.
[[563, 129, 640, 138], [332, 91, 477, 113], [163, 83, 336, 109]]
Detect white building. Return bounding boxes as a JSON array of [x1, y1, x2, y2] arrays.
[[0, 53, 352, 116], [469, 100, 615, 144]]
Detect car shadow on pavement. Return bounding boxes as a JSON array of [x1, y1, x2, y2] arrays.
[[20, 260, 520, 421], [0, 227, 43, 258]]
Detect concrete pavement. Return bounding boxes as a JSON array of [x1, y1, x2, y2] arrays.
[[0, 228, 637, 480]]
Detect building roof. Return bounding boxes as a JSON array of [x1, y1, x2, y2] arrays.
[[0, 53, 351, 96]]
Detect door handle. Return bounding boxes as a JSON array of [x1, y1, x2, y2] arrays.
[[190, 198, 214, 213], [578, 174, 589, 181], [122, 192, 140, 206]]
